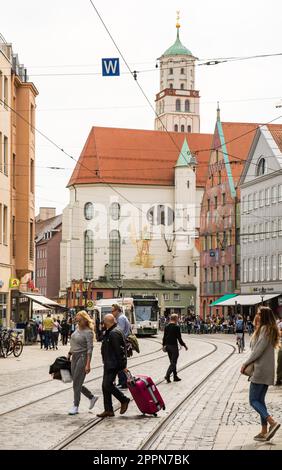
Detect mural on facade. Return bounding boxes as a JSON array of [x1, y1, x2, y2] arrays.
[[130, 225, 154, 268]]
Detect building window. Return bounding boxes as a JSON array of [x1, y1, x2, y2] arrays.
[[259, 223, 264, 240], [12, 216, 16, 258], [12, 154, 16, 189], [271, 186, 277, 204], [180, 125, 185, 132], [266, 256, 270, 281], [109, 230, 121, 280], [30, 104, 35, 132], [180, 83, 184, 90], [279, 184, 282, 202], [272, 255, 277, 280], [248, 193, 253, 212], [147, 205, 174, 226], [3, 136, 8, 176], [173, 293, 180, 301], [207, 199, 210, 211], [110, 202, 120, 221], [254, 258, 259, 282], [214, 196, 217, 209], [4, 76, 8, 108], [257, 157, 266, 176], [169, 83, 173, 89], [279, 254, 282, 280], [174, 124, 178, 132], [29, 220, 34, 260], [187, 125, 191, 133], [169, 68, 173, 75], [84, 202, 94, 220], [248, 258, 253, 282], [30, 159, 34, 193], [254, 224, 258, 242], [279, 219, 282, 236], [180, 68, 185, 74], [248, 225, 252, 243], [222, 193, 226, 205], [265, 221, 270, 239], [176, 99, 181, 112], [242, 196, 247, 213], [272, 219, 277, 238], [265, 188, 270, 206], [259, 189, 264, 207], [253, 192, 258, 209], [163, 293, 170, 301], [243, 259, 247, 283], [84, 230, 94, 279], [185, 100, 190, 112], [193, 263, 197, 277], [218, 171, 222, 184], [259, 256, 264, 281], [3, 205, 8, 245]]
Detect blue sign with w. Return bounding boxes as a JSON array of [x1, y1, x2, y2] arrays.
[[102, 58, 120, 76]]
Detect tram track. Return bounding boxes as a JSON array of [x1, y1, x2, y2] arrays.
[[139, 341, 236, 450], [51, 338, 223, 450], [0, 337, 162, 399], [0, 338, 165, 417]]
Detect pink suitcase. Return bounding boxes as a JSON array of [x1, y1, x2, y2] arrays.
[[127, 373, 165, 416]]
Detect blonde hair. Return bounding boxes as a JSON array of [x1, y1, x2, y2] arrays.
[[76, 310, 95, 332]]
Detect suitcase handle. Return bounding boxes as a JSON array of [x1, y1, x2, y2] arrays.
[[125, 370, 137, 385]]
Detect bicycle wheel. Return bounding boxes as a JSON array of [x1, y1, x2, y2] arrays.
[[13, 340, 23, 357], [0, 343, 7, 358]]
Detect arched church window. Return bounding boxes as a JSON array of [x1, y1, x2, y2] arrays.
[[84, 202, 94, 220], [109, 230, 121, 280], [174, 124, 178, 132], [180, 83, 184, 90], [187, 125, 191, 133], [257, 158, 266, 176], [181, 125, 185, 132], [176, 99, 181, 112], [185, 100, 190, 112], [84, 230, 94, 279], [109, 202, 120, 221]]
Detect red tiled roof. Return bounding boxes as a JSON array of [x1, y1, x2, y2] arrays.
[[267, 124, 282, 153], [67, 127, 213, 188]]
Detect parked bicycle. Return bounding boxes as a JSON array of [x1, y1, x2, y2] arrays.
[[0, 328, 23, 358]]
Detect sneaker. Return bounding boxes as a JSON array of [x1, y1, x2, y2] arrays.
[[89, 396, 99, 410], [120, 398, 130, 415], [165, 376, 171, 383], [254, 433, 266, 441], [68, 406, 79, 415], [265, 423, 281, 441]]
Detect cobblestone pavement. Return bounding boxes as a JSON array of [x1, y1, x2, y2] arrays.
[[1, 333, 281, 450], [0, 335, 212, 449]]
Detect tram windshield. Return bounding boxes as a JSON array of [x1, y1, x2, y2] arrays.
[[135, 303, 158, 322]]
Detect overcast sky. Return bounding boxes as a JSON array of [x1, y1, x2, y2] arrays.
[[1, 0, 282, 213]]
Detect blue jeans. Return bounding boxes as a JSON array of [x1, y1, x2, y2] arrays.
[[249, 382, 270, 426], [44, 330, 52, 349]]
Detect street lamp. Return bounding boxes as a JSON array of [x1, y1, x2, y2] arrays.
[[260, 287, 266, 305]]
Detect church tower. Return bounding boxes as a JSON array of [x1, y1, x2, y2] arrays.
[[155, 13, 200, 133]]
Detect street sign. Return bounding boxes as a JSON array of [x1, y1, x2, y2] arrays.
[[102, 58, 120, 76], [86, 300, 94, 309]]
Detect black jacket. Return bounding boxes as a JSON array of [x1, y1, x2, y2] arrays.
[[163, 323, 187, 348], [101, 325, 127, 371], [49, 356, 71, 375]]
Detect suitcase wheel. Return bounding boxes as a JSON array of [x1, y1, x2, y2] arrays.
[[162, 405, 166, 410], [153, 413, 158, 417]]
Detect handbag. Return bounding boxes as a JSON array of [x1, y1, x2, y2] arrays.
[[242, 363, 254, 377]]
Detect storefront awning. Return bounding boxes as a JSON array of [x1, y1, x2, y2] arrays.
[[210, 294, 238, 307], [212, 294, 279, 306], [21, 293, 63, 309]]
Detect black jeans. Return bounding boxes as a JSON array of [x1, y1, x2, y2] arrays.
[[61, 332, 68, 345], [165, 344, 179, 379], [117, 370, 127, 387], [102, 368, 128, 412]]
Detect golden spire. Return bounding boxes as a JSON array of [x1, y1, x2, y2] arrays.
[[176, 10, 180, 29]]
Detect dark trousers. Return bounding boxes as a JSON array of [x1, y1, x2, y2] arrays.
[[39, 332, 44, 348], [102, 368, 128, 412], [117, 370, 127, 387], [52, 332, 59, 348], [44, 330, 52, 349], [71, 353, 94, 407], [61, 332, 68, 345], [249, 382, 269, 426], [277, 348, 282, 384], [165, 345, 179, 379]]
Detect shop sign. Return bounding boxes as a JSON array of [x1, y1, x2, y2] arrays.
[[9, 278, 20, 289], [86, 300, 94, 309]]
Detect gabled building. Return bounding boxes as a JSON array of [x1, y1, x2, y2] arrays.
[[199, 111, 259, 318], [239, 124, 282, 317]]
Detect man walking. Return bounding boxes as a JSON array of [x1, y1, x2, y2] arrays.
[[111, 304, 131, 389], [43, 313, 54, 350], [163, 313, 187, 382], [97, 314, 130, 418]]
